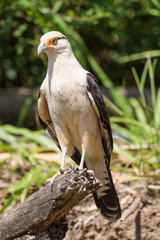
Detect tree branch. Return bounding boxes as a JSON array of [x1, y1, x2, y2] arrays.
[[0, 165, 102, 240]]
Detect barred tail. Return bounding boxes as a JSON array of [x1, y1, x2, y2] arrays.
[[92, 156, 121, 220]]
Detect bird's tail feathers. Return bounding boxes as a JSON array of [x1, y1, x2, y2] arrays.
[[92, 157, 121, 220]]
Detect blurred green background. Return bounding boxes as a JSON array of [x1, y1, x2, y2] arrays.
[[1, 0, 160, 88]]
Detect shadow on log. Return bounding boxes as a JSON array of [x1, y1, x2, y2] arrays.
[[0, 165, 102, 240]]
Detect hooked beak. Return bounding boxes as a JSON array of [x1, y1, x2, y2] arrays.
[[38, 43, 48, 54]]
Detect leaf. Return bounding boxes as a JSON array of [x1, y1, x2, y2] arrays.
[[131, 67, 140, 89], [14, 23, 28, 37], [140, 60, 148, 92], [110, 116, 152, 135], [17, 97, 33, 127], [147, 57, 156, 106], [0, 194, 19, 214], [103, 96, 123, 116], [111, 123, 141, 143], [87, 53, 114, 89], [110, 89, 134, 118], [153, 88, 160, 129], [2, 125, 60, 152], [129, 98, 147, 123], [118, 50, 160, 63]]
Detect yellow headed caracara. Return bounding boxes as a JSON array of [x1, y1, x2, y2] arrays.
[[37, 31, 121, 220]]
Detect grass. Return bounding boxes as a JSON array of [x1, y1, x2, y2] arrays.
[[110, 57, 160, 174], [0, 124, 59, 164], [0, 124, 60, 213], [0, 161, 59, 213]]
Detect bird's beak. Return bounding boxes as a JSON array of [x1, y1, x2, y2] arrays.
[[38, 43, 48, 55]]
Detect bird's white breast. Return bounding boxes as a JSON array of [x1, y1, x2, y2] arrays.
[[40, 52, 102, 158], [43, 55, 88, 114]]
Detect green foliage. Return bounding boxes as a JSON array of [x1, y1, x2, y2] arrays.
[[16, 93, 38, 127], [111, 57, 160, 174], [0, 124, 59, 164], [0, 124, 60, 213], [0, 162, 59, 213], [1, 0, 160, 87], [17, 96, 34, 127]]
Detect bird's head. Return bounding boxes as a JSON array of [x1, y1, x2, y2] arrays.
[[38, 31, 70, 55]]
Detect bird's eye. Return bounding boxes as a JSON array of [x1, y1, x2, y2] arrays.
[[51, 38, 57, 45]]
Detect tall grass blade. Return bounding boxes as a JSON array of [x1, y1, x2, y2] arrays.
[[131, 67, 140, 89], [0, 194, 19, 214], [0, 126, 23, 149], [129, 98, 147, 123], [152, 58, 158, 75], [131, 60, 151, 121], [87, 54, 133, 118], [151, 0, 160, 10], [110, 89, 134, 118], [87, 54, 114, 88], [53, 14, 88, 68], [2, 125, 59, 152], [110, 117, 152, 135], [147, 57, 156, 106], [118, 50, 160, 63], [17, 97, 33, 127], [111, 123, 141, 143], [140, 60, 148, 92], [103, 96, 123, 116], [153, 88, 160, 129]]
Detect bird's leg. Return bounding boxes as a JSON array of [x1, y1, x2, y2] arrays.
[[45, 149, 67, 191], [45, 171, 61, 190], [79, 150, 85, 169], [60, 150, 66, 173], [79, 131, 88, 169]]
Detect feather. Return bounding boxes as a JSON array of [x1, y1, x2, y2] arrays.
[[37, 91, 82, 166], [86, 72, 121, 220]]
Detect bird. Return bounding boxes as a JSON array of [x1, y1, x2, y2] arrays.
[[37, 31, 121, 220]]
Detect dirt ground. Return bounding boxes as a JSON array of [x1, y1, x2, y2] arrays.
[[0, 153, 160, 240], [66, 174, 160, 240]]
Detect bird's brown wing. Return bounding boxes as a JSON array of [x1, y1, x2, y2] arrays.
[[37, 92, 81, 165], [86, 72, 113, 164], [86, 72, 121, 220]]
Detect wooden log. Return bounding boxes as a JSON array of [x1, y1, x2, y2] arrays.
[[0, 165, 102, 240]]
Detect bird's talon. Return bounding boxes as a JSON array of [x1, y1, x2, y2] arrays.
[[45, 178, 51, 185], [87, 170, 94, 176], [60, 168, 64, 174], [45, 171, 61, 191]]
